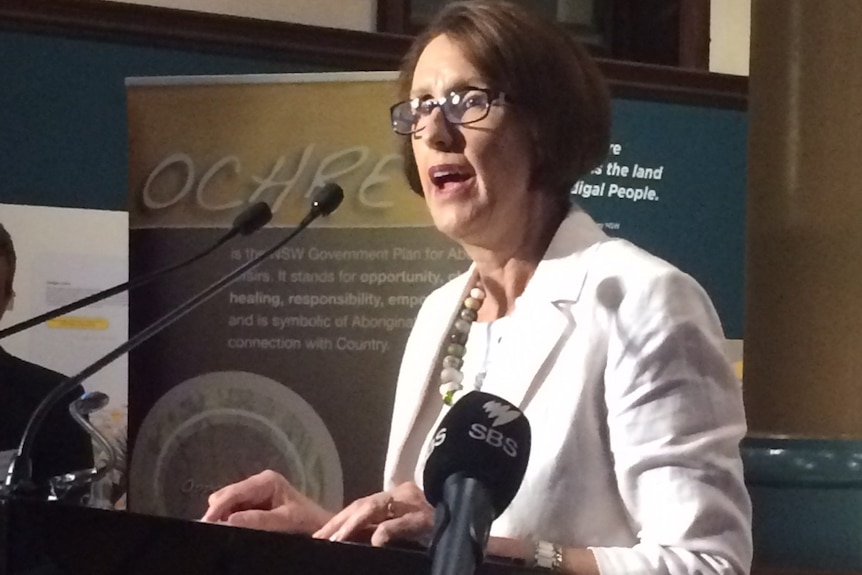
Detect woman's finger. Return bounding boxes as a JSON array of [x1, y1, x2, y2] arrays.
[[312, 501, 355, 539], [201, 470, 285, 522], [202, 484, 251, 522], [329, 503, 382, 541], [315, 492, 391, 541], [223, 508, 293, 531], [370, 510, 435, 547]]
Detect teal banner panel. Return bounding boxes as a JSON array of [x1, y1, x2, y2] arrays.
[[575, 99, 747, 339]]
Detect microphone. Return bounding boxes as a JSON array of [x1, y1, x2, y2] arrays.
[[2, 184, 343, 496], [423, 391, 531, 575], [0, 201, 273, 341]]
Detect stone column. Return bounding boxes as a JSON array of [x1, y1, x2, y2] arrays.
[[745, 0, 862, 436]]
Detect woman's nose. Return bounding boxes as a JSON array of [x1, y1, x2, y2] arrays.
[[420, 107, 457, 151]]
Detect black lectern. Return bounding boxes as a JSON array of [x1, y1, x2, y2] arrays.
[[0, 497, 540, 575]]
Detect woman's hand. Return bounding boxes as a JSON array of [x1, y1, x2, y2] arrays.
[[313, 481, 435, 547], [201, 469, 333, 534]]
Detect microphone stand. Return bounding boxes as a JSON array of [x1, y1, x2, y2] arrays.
[[3, 187, 341, 496], [48, 391, 117, 503], [429, 473, 495, 575]]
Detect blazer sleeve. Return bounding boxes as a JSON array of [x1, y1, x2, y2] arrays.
[[591, 269, 753, 575]]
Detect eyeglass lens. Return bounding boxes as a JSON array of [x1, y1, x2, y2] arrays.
[[393, 89, 493, 134]]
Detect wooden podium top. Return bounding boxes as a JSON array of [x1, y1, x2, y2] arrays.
[[3, 496, 856, 575], [0, 496, 540, 575]]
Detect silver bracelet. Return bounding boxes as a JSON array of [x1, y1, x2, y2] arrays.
[[534, 540, 563, 571]]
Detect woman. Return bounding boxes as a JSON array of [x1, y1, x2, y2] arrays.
[[202, 2, 753, 573]]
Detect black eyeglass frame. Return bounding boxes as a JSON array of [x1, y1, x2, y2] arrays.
[[389, 87, 508, 136]]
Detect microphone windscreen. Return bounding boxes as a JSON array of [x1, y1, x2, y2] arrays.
[[423, 391, 531, 516], [72, 391, 110, 415], [312, 183, 344, 216], [232, 202, 273, 235]]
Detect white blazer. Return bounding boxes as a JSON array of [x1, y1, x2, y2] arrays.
[[383, 210, 752, 575]]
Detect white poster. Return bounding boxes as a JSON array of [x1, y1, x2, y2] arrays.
[[0, 203, 128, 436]]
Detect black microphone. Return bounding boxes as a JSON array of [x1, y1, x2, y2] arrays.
[[423, 390, 531, 575], [0, 201, 273, 341], [2, 184, 343, 496]]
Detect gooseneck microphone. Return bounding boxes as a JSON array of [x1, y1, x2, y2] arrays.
[[0, 201, 273, 341], [423, 390, 531, 575], [3, 184, 343, 496]]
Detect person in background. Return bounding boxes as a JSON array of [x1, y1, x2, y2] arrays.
[[202, 2, 753, 574], [0, 222, 93, 498]]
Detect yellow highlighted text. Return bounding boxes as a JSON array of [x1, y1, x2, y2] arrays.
[[46, 316, 110, 331]]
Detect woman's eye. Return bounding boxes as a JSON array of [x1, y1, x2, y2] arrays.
[[461, 92, 486, 108]]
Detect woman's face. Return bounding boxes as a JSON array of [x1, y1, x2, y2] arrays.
[[409, 34, 534, 247]]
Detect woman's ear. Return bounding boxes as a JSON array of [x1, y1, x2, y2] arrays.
[[526, 119, 547, 191]]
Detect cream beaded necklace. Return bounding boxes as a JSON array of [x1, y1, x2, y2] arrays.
[[438, 282, 486, 405]]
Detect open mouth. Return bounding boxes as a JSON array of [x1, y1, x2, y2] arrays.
[[430, 166, 474, 191]]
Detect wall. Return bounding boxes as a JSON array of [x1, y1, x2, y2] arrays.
[[99, 0, 754, 77], [97, 0, 377, 31], [710, 0, 751, 76]]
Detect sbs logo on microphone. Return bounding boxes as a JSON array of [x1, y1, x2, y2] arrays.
[[481, 401, 521, 427], [467, 400, 521, 458]]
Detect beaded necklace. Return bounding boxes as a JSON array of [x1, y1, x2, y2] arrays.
[[438, 282, 486, 405]]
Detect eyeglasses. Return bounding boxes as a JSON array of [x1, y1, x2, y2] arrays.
[[389, 87, 507, 136]]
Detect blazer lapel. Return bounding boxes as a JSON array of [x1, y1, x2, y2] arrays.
[[493, 299, 573, 409], [490, 210, 609, 409], [384, 269, 476, 486]]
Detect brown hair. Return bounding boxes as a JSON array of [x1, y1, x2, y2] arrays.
[[0, 223, 15, 296], [396, 0, 611, 205]]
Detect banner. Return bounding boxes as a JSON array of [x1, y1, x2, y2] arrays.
[[576, 99, 747, 342]]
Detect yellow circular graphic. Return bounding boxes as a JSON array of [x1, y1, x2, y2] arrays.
[[129, 371, 343, 519]]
